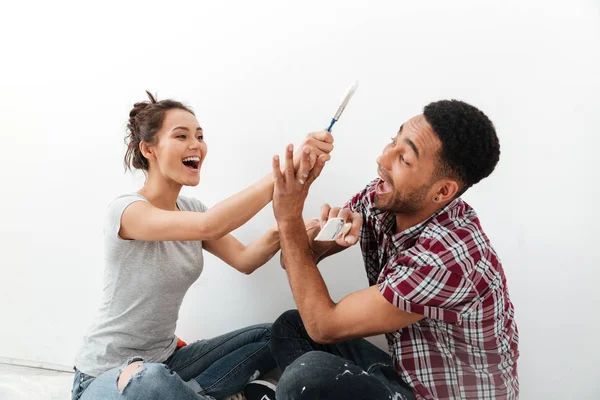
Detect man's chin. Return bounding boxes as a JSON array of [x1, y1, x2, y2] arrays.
[[373, 194, 390, 211]]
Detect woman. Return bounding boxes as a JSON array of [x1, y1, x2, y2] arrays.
[[72, 91, 333, 400]]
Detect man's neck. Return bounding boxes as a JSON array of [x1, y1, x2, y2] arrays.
[[394, 203, 449, 234]]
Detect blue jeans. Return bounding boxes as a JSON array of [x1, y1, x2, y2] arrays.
[[271, 310, 416, 400], [71, 323, 275, 400]]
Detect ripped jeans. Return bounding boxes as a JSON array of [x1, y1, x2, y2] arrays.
[[271, 310, 416, 400], [71, 323, 275, 400]]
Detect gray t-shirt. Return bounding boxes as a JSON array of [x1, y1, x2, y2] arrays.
[[75, 193, 208, 377]]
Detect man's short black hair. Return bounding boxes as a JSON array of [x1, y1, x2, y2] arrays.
[[423, 100, 500, 193]]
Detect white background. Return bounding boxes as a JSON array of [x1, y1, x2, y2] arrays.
[[0, 1, 598, 398]]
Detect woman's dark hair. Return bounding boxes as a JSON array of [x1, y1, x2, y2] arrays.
[[124, 91, 194, 171]]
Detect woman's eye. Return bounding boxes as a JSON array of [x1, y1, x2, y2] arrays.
[[197, 135, 204, 141], [177, 135, 186, 139]]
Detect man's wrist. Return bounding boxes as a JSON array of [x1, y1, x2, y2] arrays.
[[276, 216, 305, 231]]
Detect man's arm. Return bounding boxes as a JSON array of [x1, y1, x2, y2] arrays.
[[279, 219, 424, 344]]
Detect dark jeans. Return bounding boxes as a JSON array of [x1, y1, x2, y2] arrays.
[[72, 324, 275, 400], [271, 310, 415, 400]]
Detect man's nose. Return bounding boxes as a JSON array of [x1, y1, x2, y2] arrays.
[[377, 147, 393, 170]]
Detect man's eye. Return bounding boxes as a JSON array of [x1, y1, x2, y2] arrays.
[[390, 137, 396, 145], [177, 135, 186, 139], [197, 135, 204, 141]]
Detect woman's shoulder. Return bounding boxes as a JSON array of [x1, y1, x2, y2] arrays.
[[109, 192, 147, 204], [176, 195, 208, 213]]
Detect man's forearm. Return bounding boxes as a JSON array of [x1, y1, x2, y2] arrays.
[[279, 218, 335, 340]]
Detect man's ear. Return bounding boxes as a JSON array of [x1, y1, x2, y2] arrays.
[[435, 178, 460, 202]]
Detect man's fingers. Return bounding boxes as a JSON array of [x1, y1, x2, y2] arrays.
[[320, 203, 331, 228], [338, 208, 352, 223], [272, 155, 283, 184], [328, 206, 341, 222], [336, 208, 353, 242], [344, 213, 363, 245], [298, 148, 311, 185], [284, 144, 295, 181]]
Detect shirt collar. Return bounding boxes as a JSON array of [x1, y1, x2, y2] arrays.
[[380, 197, 463, 249]]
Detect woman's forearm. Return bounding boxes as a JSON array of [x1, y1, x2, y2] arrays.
[[236, 226, 280, 274], [205, 173, 274, 239]]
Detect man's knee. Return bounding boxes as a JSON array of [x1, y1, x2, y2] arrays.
[[271, 310, 302, 356], [274, 309, 301, 326], [276, 351, 339, 397], [272, 310, 301, 337]]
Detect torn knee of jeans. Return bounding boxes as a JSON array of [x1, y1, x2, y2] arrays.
[[117, 360, 146, 392]]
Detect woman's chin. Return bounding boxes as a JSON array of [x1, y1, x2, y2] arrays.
[[179, 175, 201, 187]]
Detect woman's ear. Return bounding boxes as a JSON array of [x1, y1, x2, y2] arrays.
[[139, 141, 155, 161]]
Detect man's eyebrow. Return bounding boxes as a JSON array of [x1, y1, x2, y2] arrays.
[[404, 138, 420, 159], [398, 123, 420, 159]]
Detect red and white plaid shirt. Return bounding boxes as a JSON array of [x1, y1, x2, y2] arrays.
[[346, 179, 519, 399]]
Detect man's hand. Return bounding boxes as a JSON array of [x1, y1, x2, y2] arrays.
[[319, 204, 362, 247], [302, 203, 363, 263], [272, 144, 329, 223]]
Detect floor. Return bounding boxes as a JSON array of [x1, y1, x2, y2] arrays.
[[0, 363, 279, 399], [0, 363, 74, 400]]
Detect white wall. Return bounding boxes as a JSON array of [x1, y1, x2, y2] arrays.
[[0, 0, 598, 398]]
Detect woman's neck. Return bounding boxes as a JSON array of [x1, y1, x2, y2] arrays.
[[138, 172, 183, 211]]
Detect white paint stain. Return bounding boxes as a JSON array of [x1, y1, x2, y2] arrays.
[[334, 369, 353, 380], [301, 386, 306, 394]]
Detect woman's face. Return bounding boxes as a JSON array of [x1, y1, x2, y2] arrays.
[[144, 109, 207, 187]]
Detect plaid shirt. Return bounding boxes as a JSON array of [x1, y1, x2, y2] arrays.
[[345, 179, 519, 399]]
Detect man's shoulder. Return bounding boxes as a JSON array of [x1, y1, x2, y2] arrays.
[[413, 199, 494, 269]]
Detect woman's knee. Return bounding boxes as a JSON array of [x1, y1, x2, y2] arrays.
[[117, 361, 175, 394]]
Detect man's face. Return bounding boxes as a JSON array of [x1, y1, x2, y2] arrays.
[[374, 114, 442, 214]]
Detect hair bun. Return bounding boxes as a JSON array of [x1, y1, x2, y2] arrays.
[[127, 91, 157, 135]]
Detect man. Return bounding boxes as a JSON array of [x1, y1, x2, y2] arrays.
[[269, 100, 519, 399]]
